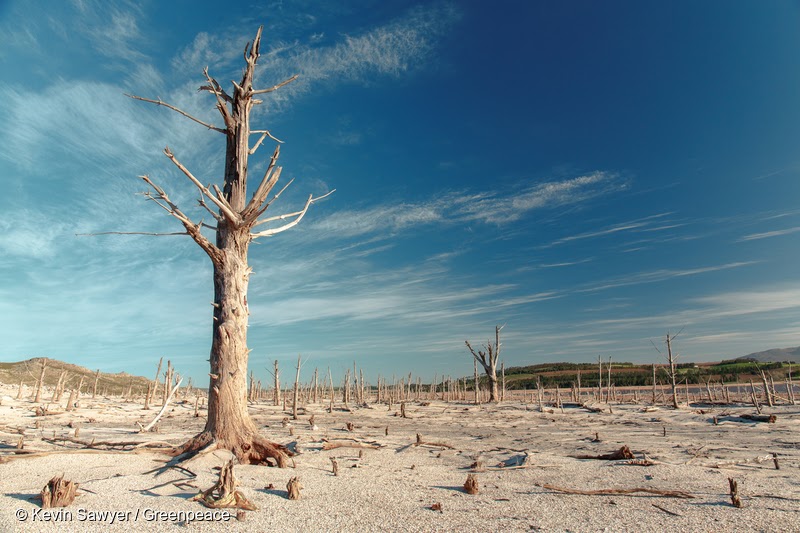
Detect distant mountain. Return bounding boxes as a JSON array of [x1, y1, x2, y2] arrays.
[[0, 357, 151, 395], [737, 346, 800, 363]]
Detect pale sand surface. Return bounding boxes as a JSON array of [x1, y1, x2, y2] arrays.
[[1, 385, 798, 532]]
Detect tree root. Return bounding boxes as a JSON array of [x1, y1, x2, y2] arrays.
[[170, 431, 292, 467]]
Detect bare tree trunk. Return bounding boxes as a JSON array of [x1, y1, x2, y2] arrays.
[[758, 367, 774, 407], [312, 368, 318, 404], [34, 359, 47, 403], [465, 325, 503, 402], [52, 370, 66, 403], [92, 369, 100, 399], [652, 364, 657, 404], [328, 368, 334, 414], [16, 379, 24, 400], [120, 27, 333, 466], [666, 334, 679, 409], [606, 357, 612, 403], [474, 359, 479, 405], [292, 354, 301, 420], [151, 357, 163, 406], [597, 355, 603, 402], [500, 362, 505, 402], [273, 359, 281, 407]]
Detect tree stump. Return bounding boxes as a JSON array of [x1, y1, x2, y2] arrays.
[[40, 475, 78, 508], [728, 478, 742, 508], [194, 460, 257, 510], [330, 457, 339, 476], [464, 474, 479, 495], [287, 477, 302, 500]]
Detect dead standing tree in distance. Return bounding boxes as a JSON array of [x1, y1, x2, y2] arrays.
[[99, 27, 333, 465], [465, 325, 504, 403], [651, 329, 683, 409]]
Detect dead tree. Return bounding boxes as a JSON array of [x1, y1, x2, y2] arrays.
[[105, 27, 332, 465], [465, 325, 504, 403], [652, 331, 681, 409], [292, 354, 301, 420], [665, 333, 680, 409], [33, 358, 48, 403]]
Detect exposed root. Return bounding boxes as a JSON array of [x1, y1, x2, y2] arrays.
[[170, 431, 292, 467]]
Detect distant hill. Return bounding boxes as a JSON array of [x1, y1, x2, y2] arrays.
[[0, 357, 152, 396], [736, 346, 800, 363]]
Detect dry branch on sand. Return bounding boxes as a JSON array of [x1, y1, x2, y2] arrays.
[[538, 483, 695, 499], [415, 433, 456, 450], [321, 440, 381, 451], [574, 446, 635, 460]]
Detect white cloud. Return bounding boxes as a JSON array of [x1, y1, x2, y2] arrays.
[[738, 226, 800, 241], [577, 261, 758, 293], [308, 172, 621, 239]]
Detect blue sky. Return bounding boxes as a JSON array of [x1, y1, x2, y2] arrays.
[[1, 0, 799, 385]]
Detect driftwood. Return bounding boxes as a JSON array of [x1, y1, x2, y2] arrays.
[[41, 435, 174, 449], [193, 460, 257, 510], [539, 483, 694, 499], [40, 474, 79, 508], [574, 445, 635, 460], [739, 414, 776, 423], [415, 433, 455, 450], [321, 440, 380, 451], [704, 454, 773, 469]]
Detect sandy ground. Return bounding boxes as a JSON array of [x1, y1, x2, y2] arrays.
[[1, 384, 798, 532]]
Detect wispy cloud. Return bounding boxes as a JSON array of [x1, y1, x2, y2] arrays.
[[547, 212, 672, 246], [738, 226, 800, 241], [308, 171, 622, 239], [576, 261, 758, 293], [540, 258, 594, 268]]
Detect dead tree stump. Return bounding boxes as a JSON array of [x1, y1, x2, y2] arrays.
[[728, 478, 742, 508], [194, 460, 257, 510], [287, 477, 302, 500], [40, 474, 78, 508], [330, 457, 339, 476], [464, 474, 479, 495]]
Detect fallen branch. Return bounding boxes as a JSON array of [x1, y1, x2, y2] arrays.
[[138, 377, 183, 433], [321, 441, 381, 451], [538, 483, 694, 499], [41, 436, 174, 449], [415, 433, 455, 450], [652, 503, 682, 516], [704, 454, 773, 469], [574, 446, 635, 460], [739, 414, 776, 423]]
